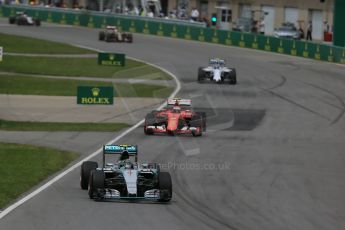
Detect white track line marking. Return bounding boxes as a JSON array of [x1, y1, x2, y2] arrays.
[[0, 45, 181, 220]]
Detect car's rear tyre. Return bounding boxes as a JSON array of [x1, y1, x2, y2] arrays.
[[197, 112, 207, 131], [192, 130, 202, 136], [190, 115, 203, 137], [99, 31, 105, 40], [144, 113, 155, 135], [158, 172, 172, 202], [88, 170, 105, 199], [35, 19, 41, 26], [80, 161, 98, 190], [17, 18, 23, 25], [144, 124, 154, 135], [126, 33, 133, 43], [144, 126, 154, 135]]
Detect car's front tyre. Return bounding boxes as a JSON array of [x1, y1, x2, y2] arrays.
[[99, 31, 105, 41], [229, 69, 237, 85], [80, 161, 98, 190], [88, 170, 105, 199], [158, 172, 172, 202], [105, 33, 112, 42], [198, 67, 205, 83]]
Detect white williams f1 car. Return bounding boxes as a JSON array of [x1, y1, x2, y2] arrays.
[[198, 58, 237, 84], [80, 145, 172, 202], [9, 12, 41, 26]]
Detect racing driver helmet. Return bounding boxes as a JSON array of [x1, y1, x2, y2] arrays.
[[172, 106, 181, 113]]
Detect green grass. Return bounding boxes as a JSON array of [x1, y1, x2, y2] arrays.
[[0, 120, 130, 131], [0, 32, 95, 54], [0, 56, 171, 80], [0, 142, 79, 209], [0, 75, 173, 97]]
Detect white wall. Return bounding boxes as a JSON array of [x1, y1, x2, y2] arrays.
[[262, 5, 275, 34], [284, 7, 298, 26], [311, 9, 323, 40]]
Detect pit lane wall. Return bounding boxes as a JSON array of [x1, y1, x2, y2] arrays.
[[1, 5, 345, 65]]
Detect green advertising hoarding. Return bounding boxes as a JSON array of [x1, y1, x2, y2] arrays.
[[77, 86, 114, 105], [98, 53, 125, 66], [333, 0, 345, 47], [1, 5, 344, 64]]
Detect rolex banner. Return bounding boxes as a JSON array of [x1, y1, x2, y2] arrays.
[[77, 86, 114, 105], [98, 53, 125, 66]]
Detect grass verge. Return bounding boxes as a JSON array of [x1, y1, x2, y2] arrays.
[[0, 142, 79, 209], [0, 120, 130, 131], [0, 75, 173, 97], [0, 56, 171, 80], [0, 32, 95, 54]]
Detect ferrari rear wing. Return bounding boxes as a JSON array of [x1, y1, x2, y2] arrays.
[[102, 145, 138, 166], [167, 98, 192, 107]]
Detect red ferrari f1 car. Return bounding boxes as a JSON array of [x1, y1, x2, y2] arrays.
[[144, 99, 206, 137]]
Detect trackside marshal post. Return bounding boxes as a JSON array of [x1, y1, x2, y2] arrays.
[[77, 86, 114, 105], [98, 53, 125, 66]]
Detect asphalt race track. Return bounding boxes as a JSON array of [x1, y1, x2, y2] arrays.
[[1, 19, 345, 230]]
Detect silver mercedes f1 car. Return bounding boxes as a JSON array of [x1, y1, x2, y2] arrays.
[[198, 58, 237, 84], [80, 145, 172, 202]]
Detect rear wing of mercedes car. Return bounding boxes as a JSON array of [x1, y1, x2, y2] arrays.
[[102, 145, 138, 166]]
